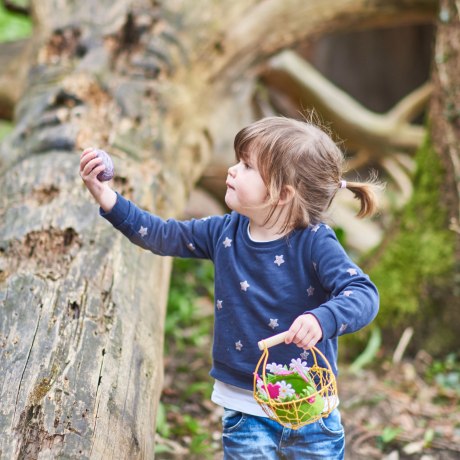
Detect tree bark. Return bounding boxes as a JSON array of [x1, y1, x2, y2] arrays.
[[365, 0, 460, 354], [0, 0, 438, 458], [431, 0, 460, 243], [423, 0, 460, 348], [0, 39, 34, 119]]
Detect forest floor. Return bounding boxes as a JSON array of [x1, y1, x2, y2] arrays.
[[156, 331, 460, 459], [155, 260, 460, 460]]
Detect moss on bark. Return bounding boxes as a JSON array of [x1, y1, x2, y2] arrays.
[[367, 136, 457, 354]]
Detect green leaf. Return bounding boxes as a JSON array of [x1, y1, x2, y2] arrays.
[[423, 428, 435, 447], [190, 433, 212, 454], [155, 402, 170, 438], [0, 3, 32, 42], [154, 443, 173, 454], [183, 381, 213, 398], [0, 121, 13, 141], [379, 426, 402, 444], [349, 327, 381, 374]]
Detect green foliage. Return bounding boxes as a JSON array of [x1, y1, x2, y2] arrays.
[[0, 121, 13, 141], [376, 426, 403, 451], [341, 136, 456, 359], [332, 226, 346, 247], [0, 3, 32, 42], [156, 402, 171, 438], [423, 428, 435, 448], [348, 327, 381, 374], [157, 258, 216, 457], [426, 353, 460, 395], [164, 257, 214, 352], [183, 381, 213, 400], [155, 406, 216, 458], [368, 137, 455, 325]]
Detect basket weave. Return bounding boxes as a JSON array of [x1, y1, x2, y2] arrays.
[[253, 344, 338, 430]]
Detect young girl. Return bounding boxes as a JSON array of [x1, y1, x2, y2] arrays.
[[80, 116, 379, 459]]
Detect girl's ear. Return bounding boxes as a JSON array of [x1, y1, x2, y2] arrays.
[[279, 185, 295, 205]]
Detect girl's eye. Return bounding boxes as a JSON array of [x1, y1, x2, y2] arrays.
[[243, 162, 251, 169]]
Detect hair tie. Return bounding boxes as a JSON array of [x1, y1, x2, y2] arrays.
[[340, 180, 347, 189]]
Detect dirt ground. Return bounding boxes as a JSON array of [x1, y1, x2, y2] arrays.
[[157, 342, 460, 460]]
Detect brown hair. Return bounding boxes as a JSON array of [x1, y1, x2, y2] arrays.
[[234, 116, 379, 233]]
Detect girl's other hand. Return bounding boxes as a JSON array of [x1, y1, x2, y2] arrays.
[[285, 314, 323, 349], [80, 148, 117, 212]]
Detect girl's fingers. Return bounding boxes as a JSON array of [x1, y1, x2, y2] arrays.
[[80, 148, 94, 162], [285, 321, 302, 344], [303, 332, 320, 349], [89, 163, 105, 178], [286, 314, 322, 349], [79, 148, 98, 171], [293, 329, 309, 345], [292, 332, 311, 349], [81, 156, 104, 178], [81, 147, 96, 156]]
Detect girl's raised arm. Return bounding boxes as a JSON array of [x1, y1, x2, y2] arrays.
[[80, 148, 117, 212]]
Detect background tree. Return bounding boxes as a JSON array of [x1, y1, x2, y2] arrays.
[[365, 0, 459, 354], [0, 0, 451, 458]]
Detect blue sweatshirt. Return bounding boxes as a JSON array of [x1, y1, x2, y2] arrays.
[[101, 193, 379, 390]]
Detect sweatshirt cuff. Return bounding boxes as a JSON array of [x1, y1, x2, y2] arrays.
[[99, 192, 131, 227], [306, 307, 337, 341]]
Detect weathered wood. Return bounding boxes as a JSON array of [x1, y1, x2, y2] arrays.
[[427, 0, 460, 333], [0, 39, 34, 119], [431, 0, 460, 233], [262, 51, 428, 154], [0, 0, 438, 458]]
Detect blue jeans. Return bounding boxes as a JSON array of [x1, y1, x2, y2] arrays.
[[221, 408, 345, 459]]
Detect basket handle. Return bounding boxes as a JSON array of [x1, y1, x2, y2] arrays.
[[257, 331, 335, 376], [257, 331, 289, 350]]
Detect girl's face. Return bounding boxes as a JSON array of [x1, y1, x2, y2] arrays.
[[225, 153, 269, 220]]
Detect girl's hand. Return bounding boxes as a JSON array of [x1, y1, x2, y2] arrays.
[[285, 314, 322, 349], [80, 148, 117, 212]]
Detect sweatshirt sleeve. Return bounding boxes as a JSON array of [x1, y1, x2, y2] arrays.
[[308, 225, 379, 340], [99, 192, 223, 259]]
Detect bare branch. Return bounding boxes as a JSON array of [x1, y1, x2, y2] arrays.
[[381, 155, 414, 205], [387, 82, 433, 123], [262, 50, 427, 156], [207, 0, 437, 81]]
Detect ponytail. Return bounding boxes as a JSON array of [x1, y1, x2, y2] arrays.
[[341, 177, 380, 218]]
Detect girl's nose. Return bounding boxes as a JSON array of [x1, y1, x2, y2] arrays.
[[228, 163, 237, 177]]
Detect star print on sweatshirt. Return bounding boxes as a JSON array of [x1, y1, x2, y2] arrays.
[[100, 193, 379, 391]]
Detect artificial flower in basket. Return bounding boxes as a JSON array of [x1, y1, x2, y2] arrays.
[[254, 332, 338, 429]]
